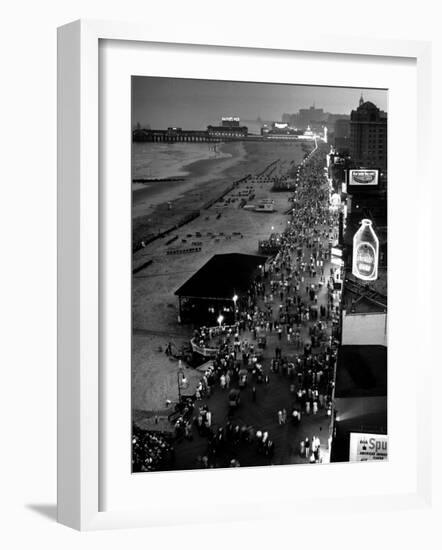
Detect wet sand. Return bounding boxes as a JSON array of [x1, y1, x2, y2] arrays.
[[132, 141, 247, 218], [132, 139, 312, 411]]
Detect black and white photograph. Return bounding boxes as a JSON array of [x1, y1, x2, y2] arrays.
[[131, 77, 388, 472], [5, 0, 440, 542]]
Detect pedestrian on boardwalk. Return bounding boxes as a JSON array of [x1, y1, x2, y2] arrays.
[[184, 421, 193, 440], [305, 437, 310, 458], [299, 439, 305, 456], [311, 435, 317, 456], [252, 386, 257, 402], [205, 410, 212, 429], [278, 410, 283, 425]]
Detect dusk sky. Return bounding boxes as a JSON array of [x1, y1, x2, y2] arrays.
[[132, 76, 388, 129]]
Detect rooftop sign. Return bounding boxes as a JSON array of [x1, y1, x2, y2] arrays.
[[349, 169, 379, 186]]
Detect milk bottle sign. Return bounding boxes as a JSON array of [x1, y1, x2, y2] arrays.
[[352, 219, 379, 281]]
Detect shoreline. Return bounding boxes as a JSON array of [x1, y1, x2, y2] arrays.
[[132, 141, 234, 181], [132, 141, 246, 212], [132, 141, 248, 221]]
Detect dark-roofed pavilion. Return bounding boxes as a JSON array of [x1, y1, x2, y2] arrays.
[[175, 253, 267, 325]]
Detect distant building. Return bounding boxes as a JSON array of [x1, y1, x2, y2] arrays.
[[349, 96, 387, 172], [261, 121, 302, 139], [207, 116, 248, 139], [297, 105, 325, 126], [302, 125, 317, 141], [326, 113, 350, 127], [282, 107, 350, 135], [333, 119, 351, 152]]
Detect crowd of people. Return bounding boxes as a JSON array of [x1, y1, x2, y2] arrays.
[[132, 425, 175, 472]]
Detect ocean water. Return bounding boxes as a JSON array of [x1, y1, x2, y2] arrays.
[[132, 142, 232, 181]]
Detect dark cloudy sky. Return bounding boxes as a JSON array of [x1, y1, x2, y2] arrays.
[[132, 76, 388, 129]]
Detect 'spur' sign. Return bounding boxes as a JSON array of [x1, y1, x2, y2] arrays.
[[352, 219, 379, 281], [349, 433, 388, 462]]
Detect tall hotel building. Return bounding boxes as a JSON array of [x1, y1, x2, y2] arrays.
[[349, 96, 387, 172]]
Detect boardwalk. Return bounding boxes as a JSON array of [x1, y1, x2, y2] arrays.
[[171, 211, 340, 469]]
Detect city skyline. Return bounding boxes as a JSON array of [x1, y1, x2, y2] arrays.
[[132, 76, 388, 129]]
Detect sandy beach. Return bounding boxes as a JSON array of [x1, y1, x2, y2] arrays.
[[132, 140, 311, 244], [132, 139, 312, 411], [132, 141, 247, 218]]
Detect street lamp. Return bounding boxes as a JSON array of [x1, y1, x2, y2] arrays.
[[216, 314, 224, 345], [232, 294, 238, 324]]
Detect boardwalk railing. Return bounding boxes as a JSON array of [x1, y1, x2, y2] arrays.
[[190, 339, 218, 358]]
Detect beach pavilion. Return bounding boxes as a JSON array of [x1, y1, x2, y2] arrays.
[[175, 253, 267, 326]]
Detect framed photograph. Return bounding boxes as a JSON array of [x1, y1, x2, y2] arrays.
[[57, 20, 432, 530]]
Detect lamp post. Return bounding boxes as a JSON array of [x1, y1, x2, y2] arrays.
[[177, 360, 187, 402], [216, 314, 224, 345], [232, 294, 238, 324]]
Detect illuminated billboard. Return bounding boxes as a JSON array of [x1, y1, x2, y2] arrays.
[[331, 257, 344, 267], [349, 169, 379, 186], [352, 219, 379, 281], [221, 116, 240, 122], [349, 433, 388, 462], [331, 245, 344, 267]]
